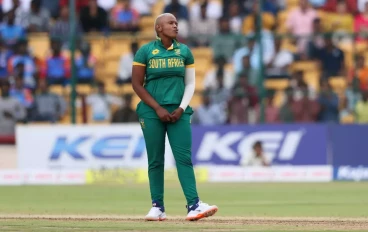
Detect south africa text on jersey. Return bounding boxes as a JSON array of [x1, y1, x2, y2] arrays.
[[148, 58, 185, 69]]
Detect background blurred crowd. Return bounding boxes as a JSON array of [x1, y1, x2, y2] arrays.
[[0, 0, 368, 137]]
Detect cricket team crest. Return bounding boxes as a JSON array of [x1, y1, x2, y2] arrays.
[[152, 49, 159, 55], [140, 118, 145, 129], [175, 49, 181, 56]]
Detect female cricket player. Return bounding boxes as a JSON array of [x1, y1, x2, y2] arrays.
[[132, 13, 218, 221]]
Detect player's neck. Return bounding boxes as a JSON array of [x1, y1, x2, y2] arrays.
[[160, 37, 173, 49]]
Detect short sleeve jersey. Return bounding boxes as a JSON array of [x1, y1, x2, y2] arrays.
[[133, 39, 194, 106]]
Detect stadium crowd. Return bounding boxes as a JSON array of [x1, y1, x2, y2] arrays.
[[0, 0, 368, 136]]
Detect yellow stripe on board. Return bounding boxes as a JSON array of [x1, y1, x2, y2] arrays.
[[133, 62, 146, 67]]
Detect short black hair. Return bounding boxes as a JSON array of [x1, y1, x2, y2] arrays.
[[219, 16, 229, 23], [1, 80, 10, 88], [131, 41, 139, 50], [253, 141, 262, 148], [96, 81, 105, 88], [124, 93, 133, 101], [31, 0, 41, 7]]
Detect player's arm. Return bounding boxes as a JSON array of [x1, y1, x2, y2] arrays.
[[179, 67, 195, 111], [171, 47, 196, 122], [132, 65, 160, 111]]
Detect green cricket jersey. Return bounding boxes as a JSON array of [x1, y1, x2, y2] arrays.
[[133, 38, 195, 117]]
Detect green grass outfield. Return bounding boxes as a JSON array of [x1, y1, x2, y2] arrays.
[[0, 182, 368, 231]]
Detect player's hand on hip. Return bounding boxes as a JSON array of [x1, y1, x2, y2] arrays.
[[170, 107, 184, 123], [155, 107, 173, 122]]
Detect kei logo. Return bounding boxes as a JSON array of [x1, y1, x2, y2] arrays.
[[152, 49, 159, 55]]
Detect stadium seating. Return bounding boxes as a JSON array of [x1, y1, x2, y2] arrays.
[[23, 0, 360, 124]]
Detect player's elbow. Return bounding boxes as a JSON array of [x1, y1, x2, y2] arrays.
[[132, 80, 142, 94]]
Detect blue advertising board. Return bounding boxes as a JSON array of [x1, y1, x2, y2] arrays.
[[191, 124, 328, 166], [334, 166, 368, 181], [329, 125, 368, 166]]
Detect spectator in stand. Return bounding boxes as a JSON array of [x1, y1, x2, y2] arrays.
[[279, 87, 296, 123], [238, 0, 277, 15], [31, 79, 66, 123], [355, 2, 368, 43], [50, 6, 83, 48], [117, 41, 138, 85], [86, 81, 122, 122], [222, 0, 246, 17], [289, 71, 317, 100], [132, 0, 156, 16], [164, 0, 189, 41], [323, 0, 353, 33], [0, 80, 26, 136], [233, 33, 274, 85], [236, 71, 258, 123], [80, 0, 108, 33], [110, 0, 140, 32], [203, 56, 235, 90], [240, 141, 270, 167], [226, 1, 242, 34], [242, 1, 275, 35], [75, 42, 96, 84], [8, 39, 36, 89], [41, 38, 70, 86], [211, 17, 242, 62], [286, 0, 318, 55], [255, 90, 279, 124], [323, 0, 357, 14], [355, 90, 368, 123], [191, 90, 227, 125], [309, 0, 326, 8], [41, 0, 60, 19], [228, 84, 249, 124], [345, 78, 362, 116], [9, 76, 33, 110], [318, 35, 345, 80], [237, 55, 251, 77], [358, 0, 368, 13], [97, 0, 117, 12], [8, 62, 24, 86], [111, 93, 138, 123], [233, 37, 255, 75], [318, 80, 339, 123], [266, 37, 294, 78], [0, 39, 13, 80], [293, 85, 320, 122], [2, 0, 27, 26], [59, 0, 89, 13], [164, 0, 188, 20], [349, 55, 368, 91], [0, 9, 26, 47], [236, 72, 258, 107], [339, 96, 351, 122], [307, 18, 325, 60], [189, 2, 218, 47], [190, 0, 222, 21], [22, 0, 50, 32], [208, 69, 231, 110]]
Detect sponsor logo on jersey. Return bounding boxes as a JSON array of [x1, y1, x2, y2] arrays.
[[152, 49, 159, 55]]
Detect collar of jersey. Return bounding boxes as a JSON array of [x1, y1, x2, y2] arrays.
[[156, 36, 179, 50]]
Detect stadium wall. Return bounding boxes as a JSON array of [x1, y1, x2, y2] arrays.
[[0, 124, 367, 185]]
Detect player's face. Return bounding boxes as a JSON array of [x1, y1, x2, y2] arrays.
[[161, 15, 179, 39]]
